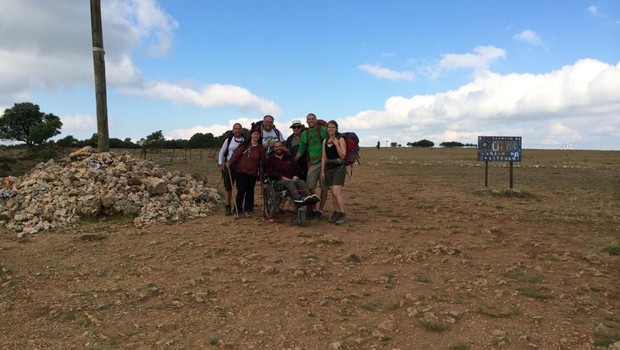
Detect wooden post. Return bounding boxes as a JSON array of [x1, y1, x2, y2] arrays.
[[509, 162, 514, 189], [485, 161, 489, 188], [90, 0, 110, 152]]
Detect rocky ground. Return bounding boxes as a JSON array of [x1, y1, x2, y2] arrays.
[[1, 147, 619, 349]]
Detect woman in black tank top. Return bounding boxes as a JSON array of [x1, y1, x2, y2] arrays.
[[321, 120, 348, 225]]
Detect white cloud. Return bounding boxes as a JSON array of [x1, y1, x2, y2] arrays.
[[60, 114, 98, 133], [341, 58, 620, 149], [0, 0, 273, 115], [167, 125, 230, 140], [103, 0, 178, 56], [121, 82, 280, 115], [513, 30, 542, 45], [438, 46, 506, 71], [167, 118, 256, 140], [358, 64, 414, 81], [587, 5, 598, 16]]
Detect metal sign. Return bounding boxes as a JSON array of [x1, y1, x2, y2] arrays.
[[478, 136, 522, 162]]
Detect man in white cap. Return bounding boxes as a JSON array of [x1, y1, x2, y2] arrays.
[[285, 119, 307, 180]]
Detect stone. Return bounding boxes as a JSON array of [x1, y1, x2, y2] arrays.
[[0, 151, 219, 235], [144, 177, 168, 195], [69, 146, 95, 159]]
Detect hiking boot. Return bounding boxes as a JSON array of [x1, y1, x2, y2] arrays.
[[233, 213, 240, 219], [225, 205, 232, 216], [335, 213, 347, 225], [307, 194, 320, 204], [244, 211, 253, 218], [328, 211, 340, 223], [302, 195, 315, 204], [311, 209, 323, 218]]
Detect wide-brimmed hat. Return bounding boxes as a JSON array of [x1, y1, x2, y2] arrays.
[[290, 119, 303, 128]]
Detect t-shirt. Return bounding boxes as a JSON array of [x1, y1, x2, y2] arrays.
[[218, 136, 245, 165], [261, 128, 284, 147]]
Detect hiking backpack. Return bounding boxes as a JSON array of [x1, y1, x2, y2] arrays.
[[222, 131, 246, 161], [341, 132, 360, 166]]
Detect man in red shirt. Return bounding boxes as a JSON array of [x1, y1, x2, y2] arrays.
[[266, 141, 319, 204]]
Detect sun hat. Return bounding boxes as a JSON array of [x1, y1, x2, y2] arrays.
[[290, 119, 303, 128]]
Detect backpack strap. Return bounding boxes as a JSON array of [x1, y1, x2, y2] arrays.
[[306, 126, 325, 165], [222, 134, 234, 160]]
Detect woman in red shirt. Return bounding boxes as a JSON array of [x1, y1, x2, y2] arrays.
[[227, 127, 265, 218]]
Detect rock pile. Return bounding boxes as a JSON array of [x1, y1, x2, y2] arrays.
[[0, 146, 219, 236]]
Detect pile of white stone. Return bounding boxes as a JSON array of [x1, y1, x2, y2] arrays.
[[0, 146, 219, 236]]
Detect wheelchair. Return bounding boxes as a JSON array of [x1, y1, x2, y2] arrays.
[[262, 177, 311, 226]]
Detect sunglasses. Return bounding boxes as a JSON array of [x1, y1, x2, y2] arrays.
[[292, 126, 302, 129]]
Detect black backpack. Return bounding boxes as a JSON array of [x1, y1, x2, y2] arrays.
[[222, 131, 246, 160]]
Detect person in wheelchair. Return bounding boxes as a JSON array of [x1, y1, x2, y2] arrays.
[[265, 141, 320, 205]]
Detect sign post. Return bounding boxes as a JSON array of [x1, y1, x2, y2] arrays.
[[478, 136, 522, 189]]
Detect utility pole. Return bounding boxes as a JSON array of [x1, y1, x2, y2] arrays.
[[90, 0, 110, 152]]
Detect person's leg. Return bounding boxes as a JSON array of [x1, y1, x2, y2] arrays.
[[223, 170, 233, 215], [245, 175, 257, 214], [332, 166, 347, 224], [305, 163, 320, 192], [318, 179, 328, 211], [331, 185, 344, 214], [277, 179, 302, 200], [235, 173, 249, 216], [305, 163, 324, 215], [295, 179, 311, 197]]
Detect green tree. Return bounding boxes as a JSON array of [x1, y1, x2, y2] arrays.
[[0, 102, 63, 146], [188, 132, 215, 148], [143, 130, 166, 149], [440, 141, 464, 148], [109, 138, 127, 148], [56, 135, 79, 147], [407, 139, 435, 148]]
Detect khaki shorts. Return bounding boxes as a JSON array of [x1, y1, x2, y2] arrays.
[[325, 164, 346, 187], [306, 162, 327, 192]]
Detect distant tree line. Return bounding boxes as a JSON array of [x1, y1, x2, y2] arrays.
[[392, 140, 477, 148], [54, 129, 240, 150], [1, 102, 245, 150]]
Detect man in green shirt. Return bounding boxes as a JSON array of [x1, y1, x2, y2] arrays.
[[294, 113, 328, 216]]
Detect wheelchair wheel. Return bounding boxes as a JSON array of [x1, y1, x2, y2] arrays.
[[263, 184, 278, 218], [295, 205, 307, 227]]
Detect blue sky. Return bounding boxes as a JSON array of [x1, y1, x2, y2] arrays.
[[1, 0, 619, 149]]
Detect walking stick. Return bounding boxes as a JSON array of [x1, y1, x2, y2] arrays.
[[215, 168, 224, 188], [258, 159, 265, 219], [227, 165, 239, 217]]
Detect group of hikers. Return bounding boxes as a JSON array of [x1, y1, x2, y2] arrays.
[[217, 113, 348, 225]]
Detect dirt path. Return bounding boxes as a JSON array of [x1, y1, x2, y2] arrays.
[[1, 148, 619, 349]]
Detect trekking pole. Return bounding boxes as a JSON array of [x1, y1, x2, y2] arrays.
[[215, 168, 224, 188], [258, 161, 265, 219], [227, 165, 239, 217]]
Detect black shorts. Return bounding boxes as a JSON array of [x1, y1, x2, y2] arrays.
[[222, 168, 236, 191]]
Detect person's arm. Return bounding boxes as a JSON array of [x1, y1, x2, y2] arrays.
[[294, 132, 307, 161], [218, 139, 228, 168], [321, 139, 327, 179], [335, 137, 347, 159], [226, 144, 242, 169]]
